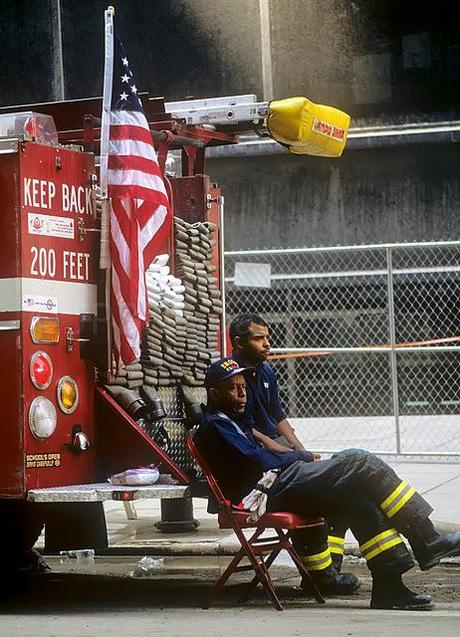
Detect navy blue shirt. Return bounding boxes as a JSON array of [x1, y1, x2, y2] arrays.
[[235, 356, 286, 439], [194, 408, 305, 504]]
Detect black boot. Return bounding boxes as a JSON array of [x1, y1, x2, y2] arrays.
[[331, 551, 344, 573], [371, 572, 433, 610], [302, 565, 361, 596], [406, 519, 460, 571]]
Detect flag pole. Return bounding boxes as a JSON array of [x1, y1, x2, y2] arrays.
[[100, 5, 115, 376]]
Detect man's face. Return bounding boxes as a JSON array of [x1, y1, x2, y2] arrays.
[[212, 373, 247, 415], [235, 322, 270, 364]]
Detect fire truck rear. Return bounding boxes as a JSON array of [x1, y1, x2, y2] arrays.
[[0, 96, 268, 567], [0, 94, 350, 572]]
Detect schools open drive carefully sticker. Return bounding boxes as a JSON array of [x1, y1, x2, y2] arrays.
[[28, 213, 75, 239], [26, 453, 61, 468]]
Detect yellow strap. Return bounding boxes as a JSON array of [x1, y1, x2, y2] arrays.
[[329, 546, 344, 555], [303, 555, 333, 571], [362, 536, 404, 562], [302, 547, 333, 571], [386, 487, 416, 518], [360, 528, 397, 553], [328, 535, 345, 554], [380, 481, 407, 511]]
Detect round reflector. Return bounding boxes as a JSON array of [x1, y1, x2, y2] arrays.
[[30, 351, 53, 390], [29, 396, 57, 439], [57, 376, 79, 414]]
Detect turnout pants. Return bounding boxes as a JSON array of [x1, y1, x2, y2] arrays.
[[272, 435, 347, 572], [267, 449, 432, 575]]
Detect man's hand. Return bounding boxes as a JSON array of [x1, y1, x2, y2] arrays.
[[295, 449, 315, 463], [314, 453, 321, 461]]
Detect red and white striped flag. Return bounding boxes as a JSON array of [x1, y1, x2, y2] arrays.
[[100, 7, 171, 366]]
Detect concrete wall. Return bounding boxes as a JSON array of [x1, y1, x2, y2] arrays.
[[208, 143, 460, 250], [59, 0, 263, 102], [0, 0, 263, 106], [2, 1, 460, 248], [1, 0, 56, 105], [2, 1, 460, 120]]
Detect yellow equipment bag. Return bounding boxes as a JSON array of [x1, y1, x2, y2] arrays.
[[267, 96, 351, 157]]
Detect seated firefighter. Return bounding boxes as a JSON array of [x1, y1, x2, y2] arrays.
[[229, 312, 356, 595], [194, 357, 460, 611]]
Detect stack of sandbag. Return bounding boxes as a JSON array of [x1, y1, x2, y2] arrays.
[[174, 217, 223, 386], [142, 254, 187, 387], [107, 361, 144, 388]]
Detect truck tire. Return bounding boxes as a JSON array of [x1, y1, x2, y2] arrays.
[[0, 500, 45, 572]]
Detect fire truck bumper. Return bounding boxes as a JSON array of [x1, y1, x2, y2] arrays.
[[27, 483, 189, 503]]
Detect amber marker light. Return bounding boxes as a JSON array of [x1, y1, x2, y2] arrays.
[[30, 317, 60, 344], [57, 376, 79, 414]]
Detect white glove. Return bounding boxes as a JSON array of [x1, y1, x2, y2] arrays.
[[242, 469, 279, 522]]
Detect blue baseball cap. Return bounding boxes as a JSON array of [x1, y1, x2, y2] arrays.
[[204, 358, 252, 388]]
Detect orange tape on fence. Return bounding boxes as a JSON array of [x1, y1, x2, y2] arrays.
[[269, 335, 460, 360]]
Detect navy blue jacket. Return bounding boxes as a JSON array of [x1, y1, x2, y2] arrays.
[[234, 356, 286, 438], [194, 408, 310, 504]]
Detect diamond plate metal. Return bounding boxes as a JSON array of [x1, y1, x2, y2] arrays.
[[27, 483, 189, 503], [156, 386, 203, 477]]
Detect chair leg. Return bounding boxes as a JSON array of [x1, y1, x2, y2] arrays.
[[243, 544, 283, 604], [234, 526, 283, 611], [244, 528, 282, 600], [285, 532, 325, 604]]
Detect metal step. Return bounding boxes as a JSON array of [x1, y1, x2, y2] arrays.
[[28, 482, 189, 503]]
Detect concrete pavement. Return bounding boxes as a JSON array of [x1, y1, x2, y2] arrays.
[[22, 459, 458, 636], [2, 553, 459, 637]]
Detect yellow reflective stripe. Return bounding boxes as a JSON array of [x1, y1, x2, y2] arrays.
[[362, 536, 404, 561], [302, 547, 333, 571], [329, 546, 344, 555], [386, 487, 416, 518], [304, 556, 333, 571], [380, 481, 407, 512], [328, 535, 345, 555], [360, 528, 396, 553]]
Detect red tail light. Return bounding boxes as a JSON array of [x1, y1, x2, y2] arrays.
[[30, 351, 53, 390]]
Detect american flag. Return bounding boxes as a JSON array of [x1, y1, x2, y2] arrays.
[[101, 10, 170, 366]]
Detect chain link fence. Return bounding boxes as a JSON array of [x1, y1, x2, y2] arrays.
[[224, 242, 460, 459]]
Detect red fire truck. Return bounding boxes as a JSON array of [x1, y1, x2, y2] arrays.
[[0, 93, 349, 576], [0, 94, 281, 571]]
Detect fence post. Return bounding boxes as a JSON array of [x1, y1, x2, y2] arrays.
[[386, 247, 401, 454]]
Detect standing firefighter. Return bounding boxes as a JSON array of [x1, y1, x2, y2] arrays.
[[229, 313, 355, 595], [195, 358, 460, 610]]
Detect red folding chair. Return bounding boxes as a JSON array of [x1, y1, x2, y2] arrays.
[[187, 436, 325, 610]]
